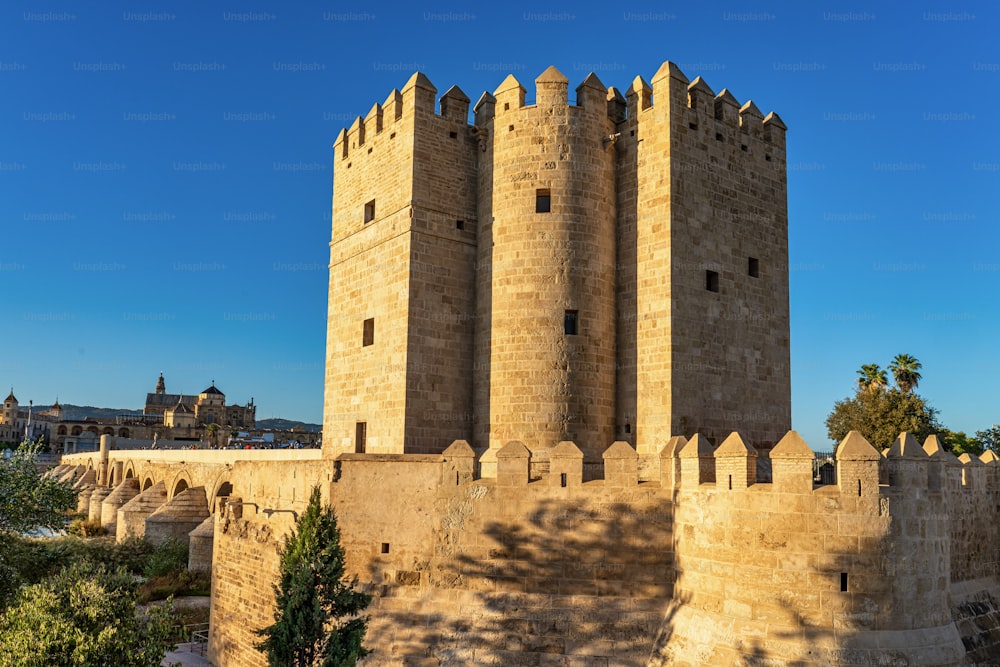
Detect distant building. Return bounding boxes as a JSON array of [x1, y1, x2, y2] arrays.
[[143, 374, 255, 428], [0, 389, 53, 445]]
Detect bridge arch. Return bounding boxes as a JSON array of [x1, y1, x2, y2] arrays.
[[123, 463, 136, 480], [142, 476, 154, 491], [101, 427, 114, 436], [168, 471, 192, 499], [209, 476, 235, 512], [118, 428, 130, 438]]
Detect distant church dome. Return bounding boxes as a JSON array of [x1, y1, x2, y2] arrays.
[[201, 382, 224, 396]]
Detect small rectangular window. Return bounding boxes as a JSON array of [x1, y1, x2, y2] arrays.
[[362, 318, 374, 347], [748, 257, 759, 278], [688, 122, 698, 131], [536, 189, 551, 213], [715, 132, 724, 141], [456, 220, 465, 230], [355, 422, 367, 453], [706, 270, 719, 293], [363, 199, 375, 223], [380, 542, 390, 554], [564, 310, 578, 335], [449, 131, 457, 139], [840, 572, 848, 592]]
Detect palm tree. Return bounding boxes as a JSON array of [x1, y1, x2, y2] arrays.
[[857, 363, 888, 393], [206, 422, 219, 448], [889, 353, 922, 393]]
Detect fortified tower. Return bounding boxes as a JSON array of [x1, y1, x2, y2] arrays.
[[474, 67, 617, 460], [325, 73, 478, 456], [324, 61, 791, 463]]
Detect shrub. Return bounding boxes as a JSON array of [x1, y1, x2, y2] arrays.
[[144, 538, 189, 578], [67, 517, 106, 537]]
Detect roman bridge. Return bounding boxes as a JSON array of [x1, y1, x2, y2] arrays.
[[55, 436, 327, 564]]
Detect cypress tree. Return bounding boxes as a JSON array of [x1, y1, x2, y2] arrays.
[[256, 485, 371, 666]]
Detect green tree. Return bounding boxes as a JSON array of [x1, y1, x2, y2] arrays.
[[975, 424, 1000, 451], [939, 429, 984, 457], [826, 386, 942, 450], [256, 485, 371, 667], [0, 440, 77, 535], [206, 422, 219, 448], [0, 561, 176, 667], [888, 353, 923, 393], [856, 363, 888, 393]]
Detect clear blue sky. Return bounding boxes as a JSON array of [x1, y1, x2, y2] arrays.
[[1, 1, 996, 447]]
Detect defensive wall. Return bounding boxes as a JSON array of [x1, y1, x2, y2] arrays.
[[56, 429, 1000, 666]]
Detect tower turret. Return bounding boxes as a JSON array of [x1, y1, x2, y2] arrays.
[[478, 67, 617, 462], [2, 389, 18, 425]]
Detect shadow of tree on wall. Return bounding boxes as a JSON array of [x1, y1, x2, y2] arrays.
[[361, 491, 685, 666]]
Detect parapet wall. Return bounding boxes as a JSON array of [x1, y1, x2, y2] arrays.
[[204, 431, 1000, 666]]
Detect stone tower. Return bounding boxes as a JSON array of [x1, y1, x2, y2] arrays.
[[2, 389, 17, 426], [324, 61, 791, 461], [474, 67, 617, 461], [324, 73, 478, 456]]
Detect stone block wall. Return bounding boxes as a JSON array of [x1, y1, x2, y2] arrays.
[[203, 432, 1000, 666], [326, 61, 790, 460]]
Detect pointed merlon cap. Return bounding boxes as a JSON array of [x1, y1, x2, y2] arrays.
[[536, 65, 568, 85], [677, 433, 714, 458], [439, 85, 470, 120], [715, 88, 739, 107], [740, 100, 764, 119], [333, 128, 346, 148], [763, 111, 787, 130], [442, 439, 475, 459], [651, 60, 689, 85], [688, 76, 715, 96], [474, 91, 496, 114], [496, 440, 530, 459], [980, 449, 1000, 464], [836, 431, 881, 461], [495, 73, 525, 96], [441, 85, 470, 104], [887, 432, 929, 459], [770, 430, 815, 459], [551, 440, 584, 459], [628, 75, 652, 97], [607, 86, 627, 122], [714, 432, 757, 457], [402, 71, 436, 94], [382, 88, 402, 107], [660, 435, 688, 459], [577, 72, 606, 93], [922, 434, 947, 458], [602, 440, 638, 459], [959, 452, 985, 466]]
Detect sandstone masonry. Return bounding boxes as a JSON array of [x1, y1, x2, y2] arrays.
[[323, 61, 791, 464]]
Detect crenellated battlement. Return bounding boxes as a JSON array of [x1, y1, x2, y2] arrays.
[[337, 62, 786, 163], [469, 429, 1000, 507]]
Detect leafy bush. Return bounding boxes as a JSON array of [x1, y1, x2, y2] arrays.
[[139, 569, 211, 603], [0, 561, 177, 667], [67, 517, 106, 537], [144, 538, 189, 578]]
